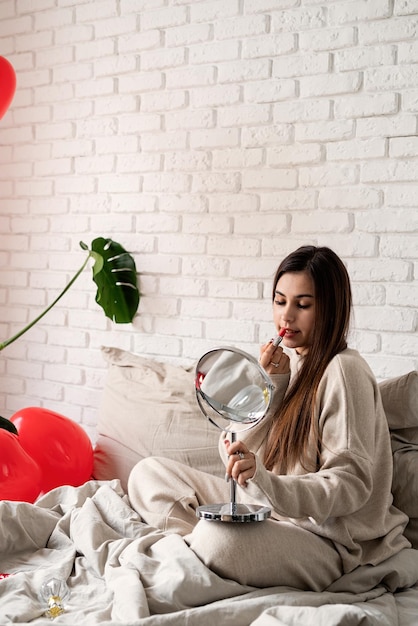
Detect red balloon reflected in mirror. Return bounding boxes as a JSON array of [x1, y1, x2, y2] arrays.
[[10, 407, 94, 494], [0, 56, 16, 119]]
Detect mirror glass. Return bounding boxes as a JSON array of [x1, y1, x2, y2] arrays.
[[195, 347, 274, 433]]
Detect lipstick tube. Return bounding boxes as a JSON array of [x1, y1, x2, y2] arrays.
[[272, 328, 286, 346]]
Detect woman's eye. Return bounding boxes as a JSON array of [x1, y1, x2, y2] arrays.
[[298, 303, 310, 309], [275, 300, 286, 306]]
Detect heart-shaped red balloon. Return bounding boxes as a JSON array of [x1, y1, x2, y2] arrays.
[[0, 56, 16, 119], [10, 407, 94, 494], [0, 430, 42, 502]]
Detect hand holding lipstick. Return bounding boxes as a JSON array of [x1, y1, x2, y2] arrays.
[[259, 328, 290, 375]]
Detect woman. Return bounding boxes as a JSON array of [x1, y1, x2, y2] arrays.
[[128, 245, 410, 590]]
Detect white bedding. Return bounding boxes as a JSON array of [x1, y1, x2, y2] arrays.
[[1, 480, 418, 626]]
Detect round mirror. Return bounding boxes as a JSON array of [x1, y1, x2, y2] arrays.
[[194, 346, 274, 522], [195, 346, 274, 433]]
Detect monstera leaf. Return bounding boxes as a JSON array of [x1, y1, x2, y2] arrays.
[[83, 237, 139, 323], [0, 237, 140, 352]]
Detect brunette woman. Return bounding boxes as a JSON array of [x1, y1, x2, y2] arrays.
[[128, 246, 410, 590]]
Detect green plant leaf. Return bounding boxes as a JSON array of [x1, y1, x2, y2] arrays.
[[88, 237, 140, 323], [0, 237, 140, 352], [0, 415, 18, 435]]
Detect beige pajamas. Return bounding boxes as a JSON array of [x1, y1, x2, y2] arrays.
[[128, 455, 343, 590]]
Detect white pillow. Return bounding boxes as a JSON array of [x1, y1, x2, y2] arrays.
[[93, 347, 224, 491]]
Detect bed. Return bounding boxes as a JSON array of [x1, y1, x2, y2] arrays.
[[1, 346, 418, 625]]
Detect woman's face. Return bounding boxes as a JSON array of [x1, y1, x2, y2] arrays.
[[273, 271, 315, 356]]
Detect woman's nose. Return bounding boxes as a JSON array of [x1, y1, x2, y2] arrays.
[[281, 304, 294, 323]]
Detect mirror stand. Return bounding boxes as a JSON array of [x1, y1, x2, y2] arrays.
[[197, 431, 271, 521], [194, 347, 273, 523]]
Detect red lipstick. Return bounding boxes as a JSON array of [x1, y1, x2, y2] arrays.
[[272, 327, 286, 346]]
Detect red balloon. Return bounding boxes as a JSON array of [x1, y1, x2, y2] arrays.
[[0, 429, 42, 502], [0, 56, 16, 119], [10, 407, 93, 494]]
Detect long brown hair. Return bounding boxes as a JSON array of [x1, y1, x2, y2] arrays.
[[263, 246, 352, 473]]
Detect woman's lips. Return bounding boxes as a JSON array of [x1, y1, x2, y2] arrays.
[[282, 329, 297, 337]]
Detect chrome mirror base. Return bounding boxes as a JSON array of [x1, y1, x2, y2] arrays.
[[197, 503, 271, 523]]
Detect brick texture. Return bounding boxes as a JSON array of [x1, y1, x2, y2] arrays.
[[0, 0, 417, 440]]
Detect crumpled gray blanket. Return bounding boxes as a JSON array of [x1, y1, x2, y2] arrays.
[[1, 480, 418, 626]]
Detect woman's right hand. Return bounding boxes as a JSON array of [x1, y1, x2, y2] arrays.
[[259, 341, 290, 375]]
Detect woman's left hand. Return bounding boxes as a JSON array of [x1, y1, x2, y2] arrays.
[[224, 439, 256, 487]]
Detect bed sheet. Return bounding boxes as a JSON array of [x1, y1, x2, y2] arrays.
[[1, 480, 418, 626]]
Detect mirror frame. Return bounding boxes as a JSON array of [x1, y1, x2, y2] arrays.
[[195, 346, 274, 434]]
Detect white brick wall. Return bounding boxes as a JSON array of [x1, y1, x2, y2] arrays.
[[0, 0, 417, 441]]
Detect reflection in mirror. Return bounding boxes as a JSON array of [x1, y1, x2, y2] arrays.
[[195, 347, 274, 432], [195, 346, 274, 522]]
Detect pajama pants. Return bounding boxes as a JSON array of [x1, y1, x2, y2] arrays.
[[127, 456, 343, 591]]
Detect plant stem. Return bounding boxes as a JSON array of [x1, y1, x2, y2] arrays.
[[0, 254, 91, 351]]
